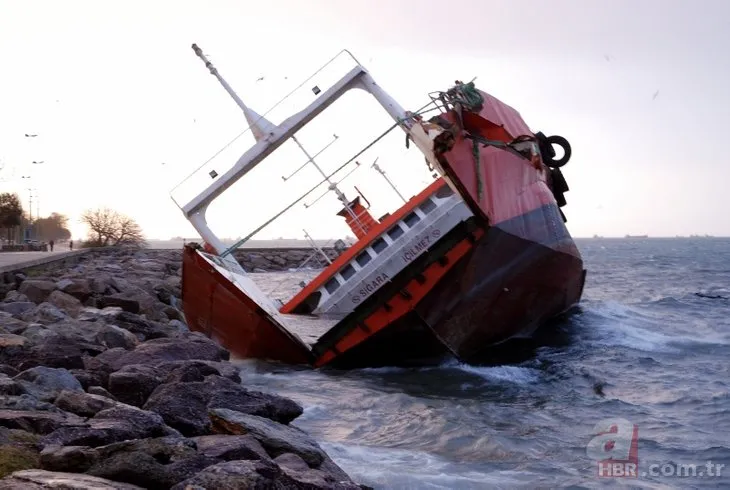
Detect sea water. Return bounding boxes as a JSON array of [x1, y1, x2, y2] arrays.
[[235, 238, 730, 489]]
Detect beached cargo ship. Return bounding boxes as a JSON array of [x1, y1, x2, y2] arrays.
[[175, 45, 586, 368]]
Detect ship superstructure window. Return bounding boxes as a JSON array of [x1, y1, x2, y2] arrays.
[[356, 250, 372, 267], [387, 224, 404, 240], [340, 264, 356, 280], [419, 198, 437, 214], [403, 211, 421, 228], [324, 277, 340, 294], [371, 237, 387, 254], [435, 185, 454, 199]]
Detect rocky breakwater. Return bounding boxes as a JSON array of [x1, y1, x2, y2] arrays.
[[0, 248, 364, 489], [231, 248, 340, 273]]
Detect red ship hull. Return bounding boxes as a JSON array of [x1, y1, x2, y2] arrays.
[[415, 212, 585, 362], [181, 246, 313, 365]]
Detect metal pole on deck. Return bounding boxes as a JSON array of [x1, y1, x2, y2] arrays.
[[372, 160, 407, 204], [303, 229, 332, 265]]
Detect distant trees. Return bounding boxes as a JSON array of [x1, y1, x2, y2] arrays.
[[0, 193, 24, 242], [34, 212, 72, 242], [80, 207, 146, 247]]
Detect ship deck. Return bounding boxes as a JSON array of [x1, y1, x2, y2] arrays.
[[248, 269, 339, 346], [279, 313, 339, 346]]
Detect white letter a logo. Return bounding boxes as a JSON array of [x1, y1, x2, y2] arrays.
[[586, 418, 636, 461]]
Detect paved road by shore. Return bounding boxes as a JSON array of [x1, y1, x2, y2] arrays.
[[0, 249, 83, 271]]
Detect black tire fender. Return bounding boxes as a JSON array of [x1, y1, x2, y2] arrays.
[[543, 135, 571, 168], [550, 167, 569, 194]]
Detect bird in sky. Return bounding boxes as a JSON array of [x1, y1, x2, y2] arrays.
[[652, 90, 660, 100]]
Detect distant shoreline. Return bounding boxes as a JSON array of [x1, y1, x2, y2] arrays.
[[146, 239, 348, 250]]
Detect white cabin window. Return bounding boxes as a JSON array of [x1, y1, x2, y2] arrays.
[[403, 211, 421, 228], [419, 198, 437, 214], [340, 263, 356, 280], [435, 185, 454, 199], [371, 237, 388, 254], [387, 224, 405, 240], [356, 250, 372, 267], [324, 277, 340, 294]]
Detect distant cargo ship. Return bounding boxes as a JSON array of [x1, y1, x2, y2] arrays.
[[625, 234, 648, 238]]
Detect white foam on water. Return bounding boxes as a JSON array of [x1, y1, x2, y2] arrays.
[[584, 301, 725, 353], [449, 363, 541, 384], [356, 366, 418, 375], [353, 360, 541, 385], [320, 441, 532, 489]]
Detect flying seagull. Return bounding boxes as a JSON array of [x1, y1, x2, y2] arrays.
[[652, 90, 659, 100], [256, 76, 264, 82]]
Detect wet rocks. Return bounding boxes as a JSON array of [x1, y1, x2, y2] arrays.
[[143, 375, 302, 436], [45, 291, 83, 318], [0, 248, 362, 488], [210, 408, 325, 466], [0, 410, 82, 435], [0, 303, 35, 317], [17, 281, 56, 305], [53, 391, 116, 418], [55, 278, 92, 301], [107, 365, 163, 407], [0, 469, 144, 489], [103, 335, 229, 370], [13, 367, 84, 403]]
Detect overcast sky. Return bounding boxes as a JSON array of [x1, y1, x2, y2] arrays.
[[1, 0, 728, 240]]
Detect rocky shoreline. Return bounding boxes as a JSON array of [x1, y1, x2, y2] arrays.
[[0, 248, 365, 489]]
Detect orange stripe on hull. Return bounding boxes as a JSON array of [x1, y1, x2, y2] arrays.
[[313, 228, 485, 367]]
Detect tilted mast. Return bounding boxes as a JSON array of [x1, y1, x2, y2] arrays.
[[192, 44, 279, 142], [190, 44, 368, 241]]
